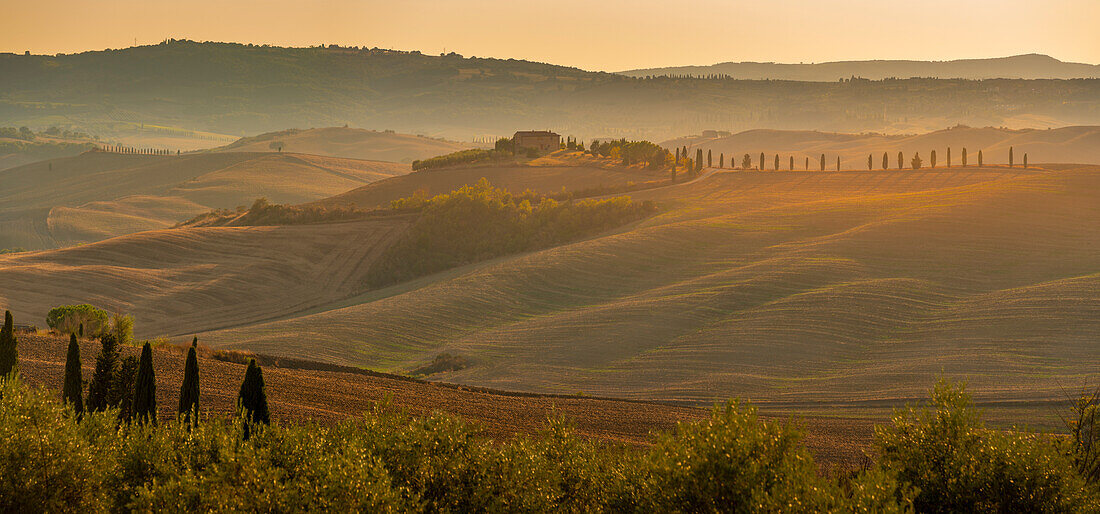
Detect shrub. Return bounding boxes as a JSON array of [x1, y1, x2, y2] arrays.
[[111, 312, 134, 346], [410, 353, 469, 376], [875, 379, 1099, 512], [46, 304, 108, 337]]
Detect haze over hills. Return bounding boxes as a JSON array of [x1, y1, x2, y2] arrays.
[[664, 125, 1100, 166], [212, 126, 472, 163], [3, 41, 1100, 140], [619, 54, 1100, 81], [0, 150, 406, 250]]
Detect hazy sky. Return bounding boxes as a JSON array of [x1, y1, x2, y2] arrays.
[[3, 0, 1098, 71]]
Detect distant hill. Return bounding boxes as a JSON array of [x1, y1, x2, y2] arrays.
[[663, 126, 1100, 166], [619, 54, 1100, 81], [3, 41, 1100, 139], [0, 150, 406, 250], [213, 127, 473, 163]]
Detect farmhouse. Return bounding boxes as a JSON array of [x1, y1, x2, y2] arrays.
[[513, 130, 560, 153]]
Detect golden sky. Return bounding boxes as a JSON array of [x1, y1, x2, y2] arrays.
[[3, 0, 1098, 71]]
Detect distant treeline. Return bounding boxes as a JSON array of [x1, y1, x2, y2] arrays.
[[177, 198, 374, 228], [365, 179, 657, 287]]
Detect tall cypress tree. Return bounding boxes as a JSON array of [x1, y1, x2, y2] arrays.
[[0, 311, 17, 378], [719, 153, 724, 168], [789, 156, 794, 170], [882, 152, 889, 170], [1009, 147, 1014, 167], [931, 150, 937, 168], [819, 154, 825, 171], [179, 337, 200, 424], [114, 356, 138, 421], [63, 334, 84, 417], [774, 154, 779, 171], [897, 152, 903, 170], [836, 156, 840, 171], [238, 359, 271, 438], [947, 147, 952, 167], [868, 154, 873, 170], [759, 152, 764, 171], [707, 149, 712, 167], [962, 148, 968, 167], [1024, 153, 1028, 168], [695, 149, 703, 172], [131, 343, 156, 424], [86, 333, 120, 412], [978, 150, 984, 166]]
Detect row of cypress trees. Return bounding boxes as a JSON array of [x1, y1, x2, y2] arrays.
[[2, 310, 269, 431], [675, 146, 1027, 171]]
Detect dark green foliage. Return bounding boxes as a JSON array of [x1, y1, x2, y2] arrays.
[[113, 356, 138, 421], [759, 152, 764, 170], [238, 359, 271, 428], [85, 333, 120, 412], [930, 149, 937, 168], [412, 147, 513, 171], [0, 311, 16, 378], [742, 153, 752, 169], [883, 151, 889, 169], [706, 149, 712, 167], [774, 154, 779, 171], [1009, 146, 1014, 167], [869, 154, 873, 170], [130, 343, 156, 424], [911, 152, 922, 169], [695, 148, 703, 172], [366, 180, 657, 287], [876, 380, 1097, 512], [181, 197, 371, 227], [1024, 153, 1028, 167], [962, 147, 968, 166], [790, 155, 794, 170], [62, 334, 83, 417], [947, 147, 952, 167], [820, 153, 826, 171], [179, 337, 200, 424], [836, 156, 841, 171], [410, 353, 470, 377], [46, 304, 108, 338], [718, 153, 724, 168], [978, 149, 984, 166]]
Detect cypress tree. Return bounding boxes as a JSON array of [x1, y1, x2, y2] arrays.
[[114, 356, 138, 420], [789, 156, 794, 170], [759, 152, 764, 171], [774, 154, 779, 171], [947, 147, 952, 167], [0, 311, 17, 378], [931, 150, 937, 168], [695, 149, 703, 172], [1024, 153, 1028, 168], [707, 149, 712, 167], [962, 148, 968, 167], [805, 157, 809, 170], [79, 323, 84, 338], [819, 154, 825, 171], [898, 152, 904, 170], [868, 154, 873, 170], [719, 153, 724, 168], [86, 333, 120, 412], [836, 156, 840, 171], [674, 147, 680, 164], [63, 334, 84, 417], [882, 152, 889, 170], [978, 150, 984, 166], [179, 337, 200, 424], [1009, 147, 1014, 167], [130, 343, 156, 424], [238, 359, 271, 438]]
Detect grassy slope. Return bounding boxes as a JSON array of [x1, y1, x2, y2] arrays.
[[0, 216, 411, 343], [212, 127, 472, 163], [196, 165, 1099, 428], [0, 151, 407, 249], [665, 126, 1100, 166]]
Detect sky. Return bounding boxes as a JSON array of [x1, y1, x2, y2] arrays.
[[3, 0, 1098, 71]]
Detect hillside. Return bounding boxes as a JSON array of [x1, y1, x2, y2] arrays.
[[663, 125, 1100, 166], [189, 164, 1099, 428], [619, 54, 1100, 81], [213, 127, 472, 163], [3, 41, 1099, 139], [0, 150, 407, 249]]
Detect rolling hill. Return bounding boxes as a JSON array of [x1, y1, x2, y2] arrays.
[[186, 164, 1098, 428], [3, 41, 1099, 139], [213, 127, 472, 163], [664, 125, 1100, 166], [0, 150, 407, 250], [619, 54, 1100, 81]]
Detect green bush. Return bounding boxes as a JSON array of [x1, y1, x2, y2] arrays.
[[875, 380, 1099, 513], [46, 304, 109, 337], [367, 179, 657, 287], [412, 148, 513, 171]]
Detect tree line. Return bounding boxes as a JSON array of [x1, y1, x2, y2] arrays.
[[672, 146, 1029, 171], [1, 309, 269, 431], [97, 145, 180, 156]]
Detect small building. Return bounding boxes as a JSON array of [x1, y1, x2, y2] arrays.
[[513, 130, 560, 153]]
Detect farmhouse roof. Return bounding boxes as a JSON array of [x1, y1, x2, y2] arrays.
[[513, 130, 559, 137]]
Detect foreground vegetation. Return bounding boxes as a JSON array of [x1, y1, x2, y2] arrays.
[[366, 179, 657, 287], [4, 372, 1100, 512]]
